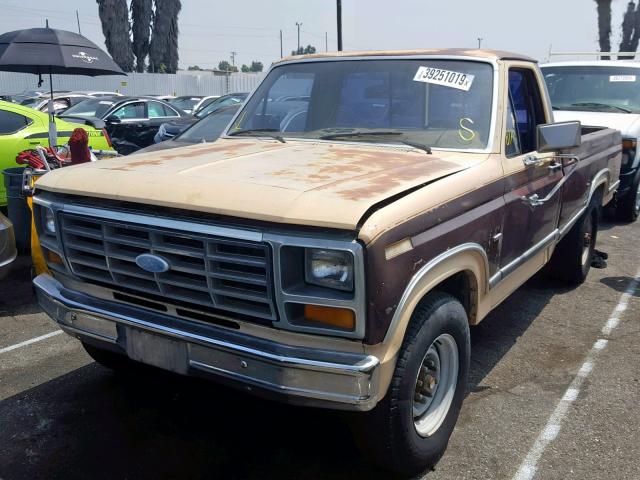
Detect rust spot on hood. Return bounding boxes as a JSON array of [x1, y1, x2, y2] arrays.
[[330, 158, 459, 201]]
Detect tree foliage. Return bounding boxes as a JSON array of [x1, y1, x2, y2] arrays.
[[148, 0, 181, 73], [619, 1, 640, 58], [130, 0, 153, 72], [241, 64, 250, 72], [595, 0, 640, 59], [595, 0, 613, 59], [250, 61, 263, 72], [96, 0, 181, 73], [96, 0, 134, 71], [291, 45, 317, 55], [218, 60, 238, 72]]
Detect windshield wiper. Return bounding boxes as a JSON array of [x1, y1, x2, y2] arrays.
[[398, 140, 432, 154], [227, 128, 286, 143], [318, 130, 403, 140], [570, 102, 632, 113]]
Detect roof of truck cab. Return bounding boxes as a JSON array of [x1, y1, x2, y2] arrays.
[[274, 48, 536, 64]]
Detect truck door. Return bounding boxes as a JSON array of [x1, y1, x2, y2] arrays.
[[500, 67, 563, 270]]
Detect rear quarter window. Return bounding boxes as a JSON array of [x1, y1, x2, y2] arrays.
[[0, 110, 33, 134]]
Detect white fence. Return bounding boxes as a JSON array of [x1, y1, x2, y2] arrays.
[[0, 71, 266, 96]]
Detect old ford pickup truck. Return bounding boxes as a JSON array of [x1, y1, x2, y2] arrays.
[[32, 49, 621, 476]]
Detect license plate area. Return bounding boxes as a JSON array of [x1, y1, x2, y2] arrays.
[[126, 329, 188, 374]]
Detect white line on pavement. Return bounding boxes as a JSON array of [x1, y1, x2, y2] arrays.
[[0, 330, 63, 355], [512, 268, 640, 480]]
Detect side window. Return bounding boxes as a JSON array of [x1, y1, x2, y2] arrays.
[[162, 104, 179, 117], [505, 95, 522, 157], [0, 110, 31, 134], [113, 102, 146, 119], [148, 101, 167, 118], [508, 68, 546, 153]]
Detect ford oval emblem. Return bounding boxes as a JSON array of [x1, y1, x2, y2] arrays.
[[135, 253, 170, 273]]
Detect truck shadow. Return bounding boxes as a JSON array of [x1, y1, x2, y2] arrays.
[[467, 272, 571, 393], [0, 266, 577, 480], [0, 276, 565, 480]]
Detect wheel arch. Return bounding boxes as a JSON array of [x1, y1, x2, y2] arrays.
[[379, 243, 489, 363]]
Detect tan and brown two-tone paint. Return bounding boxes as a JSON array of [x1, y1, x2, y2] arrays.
[[34, 52, 621, 400]]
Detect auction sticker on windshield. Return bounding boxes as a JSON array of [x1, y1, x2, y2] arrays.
[[610, 75, 637, 82], [413, 67, 475, 91]]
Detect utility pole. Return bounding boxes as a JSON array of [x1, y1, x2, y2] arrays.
[[295, 22, 302, 54], [337, 0, 343, 51], [230, 51, 237, 67], [280, 30, 283, 58], [325, 32, 328, 52], [75, 10, 81, 34], [477, 37, 483, 49]]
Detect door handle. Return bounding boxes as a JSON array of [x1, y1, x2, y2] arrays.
[[521, 193, 545, 208], [548, 162, 562, 172], [523, 155, 542, 167]]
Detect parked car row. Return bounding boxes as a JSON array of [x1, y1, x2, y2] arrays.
[[0, 100, 111, 204], [0, 89, 250, 155]]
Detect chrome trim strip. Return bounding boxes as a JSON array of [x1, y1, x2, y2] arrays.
[[34, 274, 379, 410], [50, 202, 263, 243], [608, 179, 621, 193], [222, 55, 500, 154], [489, 229, 558, 288], [559, 206, 587, 237], [383, 243, 489, 344]]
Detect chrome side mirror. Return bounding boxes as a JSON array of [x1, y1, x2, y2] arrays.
[[536, 121, 581, 153]]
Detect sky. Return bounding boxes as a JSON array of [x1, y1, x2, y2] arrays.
[[0, 0, 635, 70]]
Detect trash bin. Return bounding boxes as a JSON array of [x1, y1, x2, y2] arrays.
[[2, 167, 30, 253]]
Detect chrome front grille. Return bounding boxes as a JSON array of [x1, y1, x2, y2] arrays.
[[59, 213, 276, 322]]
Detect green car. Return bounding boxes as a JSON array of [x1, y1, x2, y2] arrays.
[[0, 100, 111, 205]]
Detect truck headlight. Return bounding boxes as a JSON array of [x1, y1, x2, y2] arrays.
[[44, 208, 56, 234], [305, 249, 354, 291]]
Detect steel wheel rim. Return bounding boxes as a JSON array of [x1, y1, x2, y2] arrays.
[[413, 333, 459, 437]]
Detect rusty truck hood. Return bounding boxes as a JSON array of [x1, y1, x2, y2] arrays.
[[36, 139, 487, 230]]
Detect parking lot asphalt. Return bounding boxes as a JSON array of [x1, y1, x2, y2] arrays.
[[0, 218, 638, 480]]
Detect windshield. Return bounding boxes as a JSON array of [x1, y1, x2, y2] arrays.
[[62, 98, 115, 118], [178, 106, 240, 142], [169, 96, 202, 111], [542, 65, 640, 113], [228, 59, 494, 149], [20, 97, 42, 108], [196, 94, 246, 118]]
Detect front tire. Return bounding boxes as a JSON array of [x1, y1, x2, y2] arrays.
[[351, 292, 470, 477]]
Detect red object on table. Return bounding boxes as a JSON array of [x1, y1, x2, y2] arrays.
[[68, 128, 91, 164]]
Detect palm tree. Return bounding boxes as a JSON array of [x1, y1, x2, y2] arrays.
[[595, 0, 612, 59], [96, 0, 134, 72], [148, 0, 181, 73], [131, 0, 153, 72]]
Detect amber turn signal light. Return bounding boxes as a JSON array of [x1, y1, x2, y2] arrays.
[[303, 304, 355, 330], [47, 250, 63, 265], [623, 139, 636, 150]]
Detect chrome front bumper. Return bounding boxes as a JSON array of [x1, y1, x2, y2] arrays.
[[34, 274, 380, 411]]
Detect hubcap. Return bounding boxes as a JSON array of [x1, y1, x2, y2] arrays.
[[634, 183, 640, 214], [413, 334, 459, 437]]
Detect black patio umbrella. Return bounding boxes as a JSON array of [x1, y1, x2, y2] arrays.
[[0, 27, 125, 146]]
